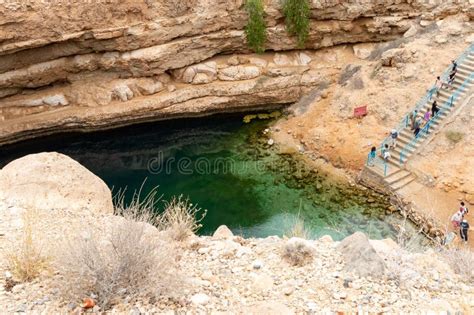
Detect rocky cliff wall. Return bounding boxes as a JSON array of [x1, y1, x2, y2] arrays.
[[0, 0, 472, 144]]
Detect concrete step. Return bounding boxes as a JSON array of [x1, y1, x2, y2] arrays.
[[455, 72, 472, 82], [438, 88, 465, 99], [391, 174, 416, 191], [462, 58, 474, 67], [387, 156, 404, 168], [392, 147, 413, 161], [386, 169, 412, 185], [456, 67, 473, 76]]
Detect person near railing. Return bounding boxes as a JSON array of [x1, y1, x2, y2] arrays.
[[451, 59, 458, 72], [431, 100, 439, 117], [409, 109, 418, 130], [368, 146, 376, 167], [382, 144, 391, 161], [389, 129, 398, 148], [413, 118, 421, 138], [447, 67, 457, 88], [430, 76, 443, 100], [422, 110, 431, 133]]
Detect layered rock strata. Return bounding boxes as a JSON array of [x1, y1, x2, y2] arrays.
[[0, 0, 472, 144]]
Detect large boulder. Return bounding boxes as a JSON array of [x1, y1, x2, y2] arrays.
[[337, 232, 386, 278], [0, 152, 113, 213]]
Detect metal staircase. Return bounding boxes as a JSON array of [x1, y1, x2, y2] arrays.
[[365, 43, 474, 192]]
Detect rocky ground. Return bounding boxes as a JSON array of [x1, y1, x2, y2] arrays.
[[0, 152, 473, 314]]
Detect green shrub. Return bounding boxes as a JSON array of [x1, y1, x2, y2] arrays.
[[282, 0, 310, 48], [245, 0, 267, 53]]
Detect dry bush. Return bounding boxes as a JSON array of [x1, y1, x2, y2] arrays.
[[284, 213, 311, 239], [156, 195, 207, 241], [55, 212, 181, 309], [439, 247, 474, 282], [281, 237, 314, 266], [113, 182, 160, 223], [6, 209, 49, 282]]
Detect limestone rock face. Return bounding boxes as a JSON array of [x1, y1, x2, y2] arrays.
[[218, 65, 261, 81], [337, 232, 386, 278], [0, 152, 113, 213], [0, 0, 471, 144]]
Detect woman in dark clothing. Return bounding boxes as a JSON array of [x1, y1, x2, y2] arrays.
[[431, 101, 439, 117], [413, 119, 421, 137]]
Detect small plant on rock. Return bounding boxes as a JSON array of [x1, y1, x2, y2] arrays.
[[157, 195, 207, 241], [245, 0, 267, 53], [282, 0, 311, 48], [282, 237, 314, 266]]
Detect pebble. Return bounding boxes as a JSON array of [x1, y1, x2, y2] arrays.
[[333, 292, 347, 300], [190, 293, 210, 305], [253, 260, 263, 270], [198, 247, 210, 254], [283, 286, 294, 296]]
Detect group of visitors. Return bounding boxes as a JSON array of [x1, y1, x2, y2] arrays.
[[451, 201, 470, 243], [367, 60, 458, 167], [409, 100, 440, 137], [367, 128, 398, 166]]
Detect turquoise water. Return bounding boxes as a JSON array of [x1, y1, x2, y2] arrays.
[[0, 114, 405, 240]]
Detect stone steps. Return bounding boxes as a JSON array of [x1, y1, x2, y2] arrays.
[[364, 44, 474, 192]]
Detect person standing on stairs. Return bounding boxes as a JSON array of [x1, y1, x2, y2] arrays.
[[382, 144, 391, 162], [431, 76, 443, 99], [410, 110, 418, 130], [389, 129, 398, 148], [413, 118, 421, 137], [423, 110, 431, 122], [368, 146, 376, 166], [448, 67, 457, 88], [423, 110, 431, 133], [460, 219, 469, 243], [451, 60, 457, 72], [431, 101, 439, 118]]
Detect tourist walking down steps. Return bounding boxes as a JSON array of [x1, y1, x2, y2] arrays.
[[431, 101, 439, 118]]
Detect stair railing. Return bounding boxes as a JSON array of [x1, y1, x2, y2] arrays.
[[399, 71, 474, 164], [378, 43, 474, 153]]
